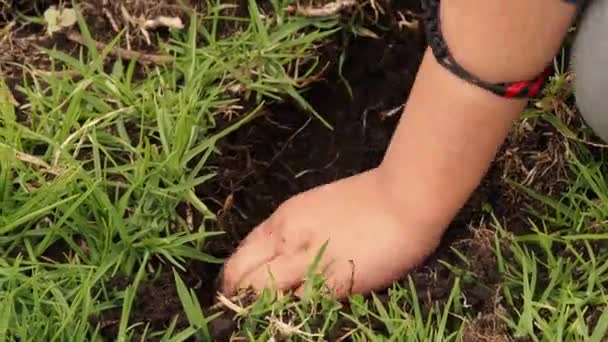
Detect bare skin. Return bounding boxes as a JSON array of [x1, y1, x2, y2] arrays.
[[221, 0, 577, 298]]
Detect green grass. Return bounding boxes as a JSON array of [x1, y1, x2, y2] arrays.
[[3, 2, 608, 341], [495, 142, 608, 341]]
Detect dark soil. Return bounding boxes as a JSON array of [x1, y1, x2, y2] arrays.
[[3, 0, 577, 340]]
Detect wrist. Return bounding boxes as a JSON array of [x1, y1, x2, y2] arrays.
[[364, 166, 450, 242], [372, 49, 527, 230]]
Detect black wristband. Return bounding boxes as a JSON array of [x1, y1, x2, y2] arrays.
[[420, 0, 576, 99]]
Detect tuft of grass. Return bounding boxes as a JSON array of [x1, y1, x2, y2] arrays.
[[496, 139, 608, 341]]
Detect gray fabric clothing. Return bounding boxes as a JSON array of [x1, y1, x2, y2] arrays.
[[572, 0, 608, 142]]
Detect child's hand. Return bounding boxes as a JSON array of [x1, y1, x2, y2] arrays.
[[220, 167, 445, 298]]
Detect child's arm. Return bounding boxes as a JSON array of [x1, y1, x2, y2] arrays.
[[379, 0, 578, 232], [221, 0, 577, 298]]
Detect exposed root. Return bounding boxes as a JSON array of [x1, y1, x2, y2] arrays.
[[212, 292, 251, 316], [266, 316, 323, 340]]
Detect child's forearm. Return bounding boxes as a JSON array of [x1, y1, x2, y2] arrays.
[[377, 0, 576, 228]]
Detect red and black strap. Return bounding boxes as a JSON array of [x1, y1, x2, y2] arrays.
[[420, 0, 561, 99]]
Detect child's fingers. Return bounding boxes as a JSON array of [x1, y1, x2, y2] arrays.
[[221, 222, 280, 294], [237, 250, 326, 294]]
